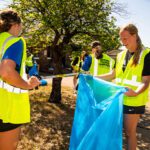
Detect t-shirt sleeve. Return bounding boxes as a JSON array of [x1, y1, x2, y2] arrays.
[[142, 52, 150, 76], [82, 55, 92, 71], [2, 39, 23, 72]]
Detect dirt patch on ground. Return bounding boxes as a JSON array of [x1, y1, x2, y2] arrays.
[[17, 84, 150, 150]]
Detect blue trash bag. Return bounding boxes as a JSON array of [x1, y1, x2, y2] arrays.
[[69, 74, 126, 150]]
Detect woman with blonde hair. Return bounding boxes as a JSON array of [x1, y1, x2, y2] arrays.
[[97, 24, 150, 150]]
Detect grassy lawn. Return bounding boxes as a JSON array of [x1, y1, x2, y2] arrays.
[[17, 84, 150, 150]]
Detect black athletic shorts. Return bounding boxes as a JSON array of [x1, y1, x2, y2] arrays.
[[0, 119, 22, 132], [123, 105, 145, 114]]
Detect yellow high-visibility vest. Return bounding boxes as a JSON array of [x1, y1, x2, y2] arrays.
[[26, 54, 34, 67], [71, 56, 82, 72], [115, 48, 150, 106], [0, 32, 30, 124], [90, 53, 115, 76]]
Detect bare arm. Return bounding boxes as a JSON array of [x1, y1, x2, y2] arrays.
[[125, 76, 150, 96], [0, 59, 40, 90], [95, 69, 116, 81]]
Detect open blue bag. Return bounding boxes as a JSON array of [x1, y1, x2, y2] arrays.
[[69, 74, 126, 150]]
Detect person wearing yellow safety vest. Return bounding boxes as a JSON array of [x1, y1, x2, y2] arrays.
[[0, 10, 40, 150], [96, 24, 150, 150], [90, 41, 115, 76], [26, 52, 34, 67], [71, 56, 82, 73], [26, 51, 34, 73], [71, 55, 82, 93]]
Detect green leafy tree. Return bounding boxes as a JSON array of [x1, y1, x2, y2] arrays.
[[11, 0, 123, 103]]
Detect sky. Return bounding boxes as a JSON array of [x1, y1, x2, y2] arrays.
[[0, 0, 150, 47], [0, 0, 12, 8], [115, 0, 150, 47]]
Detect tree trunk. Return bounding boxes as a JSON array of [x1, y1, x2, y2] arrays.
[[48, 34, 72, 103], [49, 77, 62, 103], [48, 45, 63, 103]]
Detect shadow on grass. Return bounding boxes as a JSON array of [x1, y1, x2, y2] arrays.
[[18, 85, 150, 150], [17, 86, 76, 150]]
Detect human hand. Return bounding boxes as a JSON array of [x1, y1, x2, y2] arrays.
[[124, 87, 137, 97], [27, 76, 40, 89]]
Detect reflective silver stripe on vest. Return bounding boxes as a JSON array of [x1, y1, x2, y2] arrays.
[[22, 64, 28, 80], [123, 76, 141, 87], [0, 80, 28, 94], [110, 59, 113, 71], [115, 78, 122, 83], [138, 50, 143, 64], [116, 76, 141, 87], [137, 47, 146, 64], [0, 36, 15, 62]]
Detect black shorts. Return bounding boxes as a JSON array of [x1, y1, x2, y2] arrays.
[[123, 105, 145, 114], [0, 119, 22, 132]]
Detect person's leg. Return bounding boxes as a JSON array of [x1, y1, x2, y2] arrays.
[[73, 76, 77, 90], [0, 127, 21, 150], [124, 114, 140, 150]]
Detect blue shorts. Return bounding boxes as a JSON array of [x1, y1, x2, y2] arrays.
[[123, 105, 145, 114], [0, 119, 22, 132]]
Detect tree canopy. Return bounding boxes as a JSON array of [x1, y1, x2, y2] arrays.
[[11, 0, 124, 102], [12, 0, 121, 52]]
